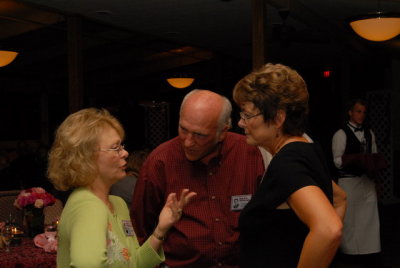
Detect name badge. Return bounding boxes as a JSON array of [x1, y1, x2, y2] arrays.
[[231, 194, 252, 211], [122, 220, 135, 236]]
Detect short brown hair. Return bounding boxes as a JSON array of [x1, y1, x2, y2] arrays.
[[347, 98, 367, 112], [48, 108, 125, 191], [233, 63, 309, 136]]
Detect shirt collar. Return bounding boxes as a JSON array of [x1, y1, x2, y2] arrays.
[[348, 122, 363, 131]]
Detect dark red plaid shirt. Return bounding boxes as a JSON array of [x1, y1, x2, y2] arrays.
[[130, 133, 264, 268]]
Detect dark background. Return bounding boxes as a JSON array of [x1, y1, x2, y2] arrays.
[[0, 0, 398, 196]]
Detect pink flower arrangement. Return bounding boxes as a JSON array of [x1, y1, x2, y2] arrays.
[[14, 187, 56, 210]]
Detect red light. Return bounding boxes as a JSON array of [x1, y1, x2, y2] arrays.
[[323, 70, 331, 78]]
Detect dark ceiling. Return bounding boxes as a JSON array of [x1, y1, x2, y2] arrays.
[[2, 0, 400, 68], [0, 0, 399, 147], [16, 0, 400, 59]]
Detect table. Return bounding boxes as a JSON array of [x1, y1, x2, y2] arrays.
[[0, 237, 56, 268]]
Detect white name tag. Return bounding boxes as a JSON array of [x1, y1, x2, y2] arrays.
[[231, 194, 252, 211], [122, 220, 135, 236]]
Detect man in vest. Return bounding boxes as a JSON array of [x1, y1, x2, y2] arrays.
[[332, 99, 385, 267]]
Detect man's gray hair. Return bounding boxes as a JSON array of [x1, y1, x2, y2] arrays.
[[180, 89, 232, 132]]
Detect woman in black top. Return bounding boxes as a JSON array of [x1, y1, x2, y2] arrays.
[[233, 63, 344, 268]]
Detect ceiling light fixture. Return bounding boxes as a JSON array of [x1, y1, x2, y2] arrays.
[[347, 12, 400, 42], [166, 77, 195, 89], [165, 47, 196, 89], [0, 50, 18, 67], [347, 0, 400, 42]]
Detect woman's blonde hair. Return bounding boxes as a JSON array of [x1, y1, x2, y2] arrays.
[[48, 108, 125, 191]]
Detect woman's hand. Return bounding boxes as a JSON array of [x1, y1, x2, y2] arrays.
[[154, 189, 197, 239]]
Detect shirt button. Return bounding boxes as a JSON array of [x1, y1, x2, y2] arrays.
[[217, 263, 222, 267], [209, 172, 213, 175], [211, 196, 216, 200], [218, 241, 223, 245], [215, 218, 220, 222]]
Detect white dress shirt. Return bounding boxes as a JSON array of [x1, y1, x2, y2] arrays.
[[332, 122, 377, 171]]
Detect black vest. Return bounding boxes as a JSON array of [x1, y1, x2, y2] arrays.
[[338, 124, 372, 177]]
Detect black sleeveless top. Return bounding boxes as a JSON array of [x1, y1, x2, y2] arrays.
[[239, 142, 333, 268]]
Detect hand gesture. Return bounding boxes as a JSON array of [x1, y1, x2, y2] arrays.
[[156, 189, 197, 236]]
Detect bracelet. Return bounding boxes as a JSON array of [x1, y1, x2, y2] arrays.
[[152, 231, 166, 241]]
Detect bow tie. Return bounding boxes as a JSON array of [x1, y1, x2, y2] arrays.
[[348, 123, 363, 132]]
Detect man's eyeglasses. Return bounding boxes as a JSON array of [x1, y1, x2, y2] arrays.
[[239, 112, 262, 121], [99, 144, 125, 155]]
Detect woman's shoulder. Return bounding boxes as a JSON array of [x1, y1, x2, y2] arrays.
[[67, 188, 97, 202], [109, 195, 127, 208], [63, 188, 106, 214], [283, 141, 325, 154], [276, 142, 313, 159], [271, 142, 325, 171]]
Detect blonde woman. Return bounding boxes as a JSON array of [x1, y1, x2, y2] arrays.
[[48, 108, 196, 268]]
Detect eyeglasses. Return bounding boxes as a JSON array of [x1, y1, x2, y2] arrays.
[[239, 112, 262, 121], [99, 144, 125, 155]]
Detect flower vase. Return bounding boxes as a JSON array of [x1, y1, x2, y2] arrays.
[[24, 208, 44, 238]]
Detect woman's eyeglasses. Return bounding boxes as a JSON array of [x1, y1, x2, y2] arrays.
[[99, 144, 125, 155], [239, 112, 262, 121]]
